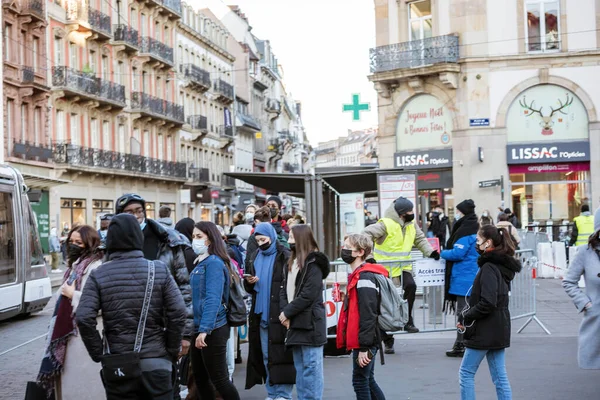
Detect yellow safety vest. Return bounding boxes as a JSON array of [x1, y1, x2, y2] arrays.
[[574, 215, 595, 246], [374, 218, 416, 278]]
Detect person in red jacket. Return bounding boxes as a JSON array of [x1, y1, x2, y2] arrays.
[[337, 233, 387, 400]]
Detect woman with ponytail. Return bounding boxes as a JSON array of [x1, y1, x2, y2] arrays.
[[457, 225, 522, 400]]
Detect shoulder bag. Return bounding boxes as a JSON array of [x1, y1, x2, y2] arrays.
[[100, 261, 155, 383]]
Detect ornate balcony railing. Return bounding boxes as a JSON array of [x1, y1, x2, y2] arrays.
[[213, 79, 234, 101], [53, 143, 187, 179], [113, 25, 139, 50], [369, 34, 459, 73], [65, 2, 112, 37], [12, 140, 52, 162], [52, 66, 126, 106], [186, 115, 208, 131], [265, 98, 281, 113], [219, 125, 234, 139], [222, 173, 236, 188], [22, 66, 34, 83], [181, 64, 211, 90], [160, 0, 182, 16], [25, 0, 44, 18], [188, 166, 209, 183], [131, 92, 184, 123], [140, 37, 174, 65]]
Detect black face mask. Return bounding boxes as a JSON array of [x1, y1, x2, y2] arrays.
[[403, 214, 415, 223], [68, 244, 84, 261], [289, 243, 296, 252], [270, 208, 278, 218], [341, 249, 357, 264], [476, 242, 488, 256], [259, 242, 271, 251]]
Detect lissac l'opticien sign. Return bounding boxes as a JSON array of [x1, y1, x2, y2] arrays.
[[506, 141, 590, 164], [394, 149, 453, 169]]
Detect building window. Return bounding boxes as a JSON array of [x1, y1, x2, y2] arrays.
[[91, 118, 99, 148], [117, 61, 123, 84], [166, 136, 172, 161], [70, 113, 79, 144], [4, 24, 11, 61], [132, 67, 138, 91], [143, 130, 150, 156], [21, 104, 27, 142], [92, 199, 113, 222], [408, 0, 432, 41], [54, 36, 63, 65], [20, 30, 25, 65], [0, 191, 16, 284], [69, 42, 77, 68], [158, 134, 164, 159], [526, 0, 560, 52], [56, 110, 65, 142], [145, 202, 156, 219], [6, 100, 13, 145], [60, 198, 86, 231], [118, 124, 125, 153], [101, 55, 109, 81], [89, 50, 96, 72], [34, 107, 41, 144], [33, 38, 39, 71], [102, 121, 110, 150]]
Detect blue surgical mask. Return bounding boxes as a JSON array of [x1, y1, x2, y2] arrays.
[[139, 219, 147, 231], [245, 212, 254, 222], [455, 212, 463, 221], [99, 230, 107, 239], [192, 239, 208, 255]]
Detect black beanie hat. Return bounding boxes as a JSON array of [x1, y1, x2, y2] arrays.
[[106, 214, 144, 254], [267, 195, 282, 208], [393, 197, 414, 216], [457, 199, 476, 215]]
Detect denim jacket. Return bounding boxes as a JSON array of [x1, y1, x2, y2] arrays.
[[191, 254, 229, 334]]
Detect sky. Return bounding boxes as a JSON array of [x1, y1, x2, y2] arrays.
[[222, 0, 378, 145]]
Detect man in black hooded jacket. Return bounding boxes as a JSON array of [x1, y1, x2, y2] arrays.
[[77, 214, 187, 400]]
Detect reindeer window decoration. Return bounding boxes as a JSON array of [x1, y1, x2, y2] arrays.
[[519, 94, 574, 136]]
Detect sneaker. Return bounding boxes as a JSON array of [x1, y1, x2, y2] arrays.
[[404, 323, 419, 333], [51, 269, 63, 273]]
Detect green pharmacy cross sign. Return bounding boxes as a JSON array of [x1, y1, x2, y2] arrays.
[[343, 94, 370, 121]]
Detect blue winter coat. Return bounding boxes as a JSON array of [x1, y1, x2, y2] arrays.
[[441, 234, 479, 296], [190, 254, 230, 334]]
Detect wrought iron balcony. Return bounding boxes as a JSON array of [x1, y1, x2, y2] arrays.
[[22, 66, 34, 83], [369, 34, 459, 73], [213, 79, 234, 103], [222, 173, 236, 189], [218, 125, 234, 139], [188, 166, 209, 183], [180, 64, 211, 91], [139, 37, 174, 65], [65, 2, 112, 39], [265, 98, 281, 114], [186, 115, 208, 131], [113, 25, 139, 52], [12, 140, 52, 162], [53, 143, 187, 179], [131, 92, 184, 124], [24, 0, 44, 20], [52, 66, 126, 107], [160, 0, 182, 16]]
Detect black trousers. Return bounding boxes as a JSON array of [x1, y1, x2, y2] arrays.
[[102, 359, 173, 400], [383, 270, 417, 347], [190, 325, 240, 400]]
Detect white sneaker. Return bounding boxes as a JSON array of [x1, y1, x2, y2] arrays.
[[51, 269, 63, 273]]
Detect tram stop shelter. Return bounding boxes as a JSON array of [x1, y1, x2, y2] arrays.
[[225, 168, 417, 260]]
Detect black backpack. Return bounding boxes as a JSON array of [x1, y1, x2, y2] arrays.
[[226, 273, 248, 327]]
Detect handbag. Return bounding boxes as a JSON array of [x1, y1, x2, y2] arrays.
[[100, 261, 155, 383]]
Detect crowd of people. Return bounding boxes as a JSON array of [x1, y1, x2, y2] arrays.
[[33, 191, 599, 400]]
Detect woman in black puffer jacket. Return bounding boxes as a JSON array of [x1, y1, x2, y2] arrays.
[[279, 224, 330, 400], [458, 224, 522, 400]]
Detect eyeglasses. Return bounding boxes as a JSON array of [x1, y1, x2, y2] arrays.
[[123, 207, 145, 216]]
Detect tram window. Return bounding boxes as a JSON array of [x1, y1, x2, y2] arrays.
[[27, 204, 45, 267], [0, 191, 16, 285]]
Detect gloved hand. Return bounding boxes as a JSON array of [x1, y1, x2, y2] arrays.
[[429, 250, 440, 261]]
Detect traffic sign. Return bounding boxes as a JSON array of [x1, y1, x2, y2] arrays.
[[343, 94, 370, 121], [478, 179, 501, 188]]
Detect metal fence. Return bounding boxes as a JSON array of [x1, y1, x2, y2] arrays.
[[323, 249, 550, 339]]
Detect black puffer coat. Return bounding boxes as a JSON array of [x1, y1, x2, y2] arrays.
[[76, 214, 187, 362], [244, 242, 295, 389], [463, 251, 522, 350], [144, 218, 194, 336], [280, 251, 330, 347]]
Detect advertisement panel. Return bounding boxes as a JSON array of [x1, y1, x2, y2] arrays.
[[377, 173, 417, 216], [394, 148, 453, 170], [395, 94, 453, 151], [339, 193, 365, 238], [506, 141, 590, 164]]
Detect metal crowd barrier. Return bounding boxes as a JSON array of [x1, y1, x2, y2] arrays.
[[322, 249, 550, 340]]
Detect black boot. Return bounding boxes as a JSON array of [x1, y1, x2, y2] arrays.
[[383, 337, 395, 354], [403, 323, 419, 333], [445, 342, 465, 357]]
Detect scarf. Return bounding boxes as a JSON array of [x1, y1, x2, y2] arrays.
[[37, 252, 102, 397], [443, 213, 479, 314], [253, 223, 278, 327]]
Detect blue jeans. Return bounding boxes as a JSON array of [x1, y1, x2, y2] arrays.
[[259, 326, 293, 399], [293, 346, 324, 400], [352, 348, 386, 400], [459, 348, 512, 400]]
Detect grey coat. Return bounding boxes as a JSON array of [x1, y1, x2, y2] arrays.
[[563, 245, 600, 369]]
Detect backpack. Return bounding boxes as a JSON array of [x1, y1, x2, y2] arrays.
[[373, 273, 409, 332], [225, 269, 249, 327]]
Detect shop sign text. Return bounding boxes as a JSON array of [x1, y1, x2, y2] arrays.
[[396, 94, 453, 151], [507, 141, 590, 164], [394, 149, 453, 169]]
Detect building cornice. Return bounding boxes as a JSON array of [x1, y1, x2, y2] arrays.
[[178, 22, 236, 63]]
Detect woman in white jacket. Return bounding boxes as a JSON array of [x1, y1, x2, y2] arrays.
[[37, 225, 105, 399]]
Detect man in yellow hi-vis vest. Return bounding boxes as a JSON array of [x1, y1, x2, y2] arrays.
[[570, 204, 595, 246], [363, 196, 440, 354]]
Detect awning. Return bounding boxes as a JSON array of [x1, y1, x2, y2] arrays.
[[21, 172, 71, 189], [224, 172, 308, 194], [236, 114, 261, 131]]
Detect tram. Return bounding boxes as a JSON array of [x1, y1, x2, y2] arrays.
[[0, 165, 52, 321]]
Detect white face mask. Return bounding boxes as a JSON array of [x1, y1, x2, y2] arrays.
[[192, 239, 208, 255], [455, 211, 463, 221], [482, 212, 489, 217]]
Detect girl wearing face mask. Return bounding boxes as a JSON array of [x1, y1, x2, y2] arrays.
[[37, 225, 104, 400], [189, 221, 241, 400], [244, 222, 295, 400], [479, 209, 494, 227], [457, 225, 521, 400]]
